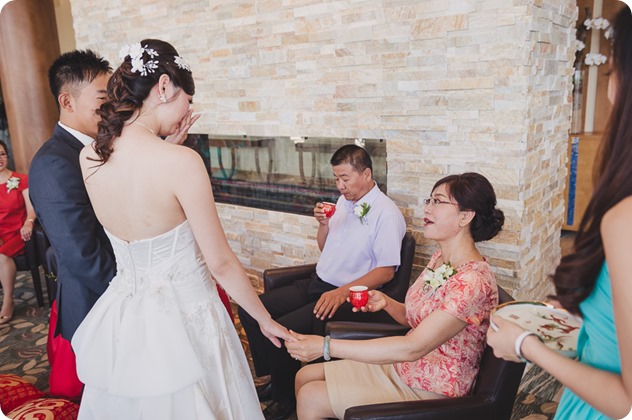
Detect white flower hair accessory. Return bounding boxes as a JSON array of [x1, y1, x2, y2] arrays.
[[119, 42, 160, 76], [174, 55, 191, 71], [6, 176, 19, 193]]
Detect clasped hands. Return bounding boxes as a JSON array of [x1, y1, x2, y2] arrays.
[[288, 290, 387, 362]]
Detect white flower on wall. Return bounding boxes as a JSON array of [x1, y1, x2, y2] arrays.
[[583, 17, 609, 30], [584, 53, 607, 66], [575, 9, 610, 68]]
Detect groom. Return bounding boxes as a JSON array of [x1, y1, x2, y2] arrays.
[[29, 50, 116, 399]]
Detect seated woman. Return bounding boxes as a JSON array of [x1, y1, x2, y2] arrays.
[[286, 172, 504, 419], [0, 140, 36, 324]]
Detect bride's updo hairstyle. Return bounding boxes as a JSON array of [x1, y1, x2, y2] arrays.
[[95, 39, 195, 163], [432, 172, 505, 242]]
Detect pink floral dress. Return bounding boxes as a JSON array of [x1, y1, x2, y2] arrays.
[[394, 250, 498, 397]]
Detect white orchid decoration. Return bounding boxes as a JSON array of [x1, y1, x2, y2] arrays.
[[574, 39, 586, 52], [584, 17, 610, 30], [6, 176, 19, 193], [584, 53, 608, 66], [423, 262, 457, 291], [354, 202, 371, 225], [575, 11, 611, 68]]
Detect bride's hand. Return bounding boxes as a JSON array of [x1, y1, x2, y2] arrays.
[[165, 109, 201, 145], [259, 318, 295, 348], [285, 330, 324, 362]]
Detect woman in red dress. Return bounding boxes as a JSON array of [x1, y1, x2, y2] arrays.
[[0, 140, 37, 324]]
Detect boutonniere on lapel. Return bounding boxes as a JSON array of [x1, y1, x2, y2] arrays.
[[354, 202, 371, 225], [423, 262, 457, 291], [6, 177, 20, 193]]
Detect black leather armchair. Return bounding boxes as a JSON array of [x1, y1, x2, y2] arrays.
[[263, 232, 416, 304], [325, 286, 526, 420], [33, 227, 56, 306], [12, 224, 47, 307]]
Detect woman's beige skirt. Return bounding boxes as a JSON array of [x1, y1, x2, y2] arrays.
[[324, 360, 445, 419]]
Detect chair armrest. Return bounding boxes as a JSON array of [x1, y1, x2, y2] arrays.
[[326, 321, 410, 340], [344, 394, 498, 420], [263, 263, 317, 292], [33, 226, 50, 260], [23, 225, 42, 267]]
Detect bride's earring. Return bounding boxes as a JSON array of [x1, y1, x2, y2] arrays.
[[160, 94, 167, 103]]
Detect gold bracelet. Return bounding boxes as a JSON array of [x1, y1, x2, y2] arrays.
[[25, 218, 34, 224]]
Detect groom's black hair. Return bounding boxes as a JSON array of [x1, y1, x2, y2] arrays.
[[48, 50, 112, 109]]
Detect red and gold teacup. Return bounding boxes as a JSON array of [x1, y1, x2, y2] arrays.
[[322, 202, 336, 218], [349, 286, 369, 309]]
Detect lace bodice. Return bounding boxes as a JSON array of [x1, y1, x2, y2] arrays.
[[105, 220, 200, 277]]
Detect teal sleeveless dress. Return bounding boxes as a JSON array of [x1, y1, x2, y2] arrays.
[[554, 263, 622, 419]]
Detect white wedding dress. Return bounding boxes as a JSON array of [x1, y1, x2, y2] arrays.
[[72, 220, 263, 419]]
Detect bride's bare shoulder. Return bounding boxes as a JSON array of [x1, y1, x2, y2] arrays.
[[167, 143, 205, 169]]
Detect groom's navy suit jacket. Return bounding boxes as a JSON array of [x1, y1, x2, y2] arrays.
[[29, 124, 115, 341]]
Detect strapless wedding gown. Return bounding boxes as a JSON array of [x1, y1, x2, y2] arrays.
[[72, 221, 263, 419]]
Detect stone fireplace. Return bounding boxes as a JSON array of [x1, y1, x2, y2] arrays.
[[70, 0, 578, 299]]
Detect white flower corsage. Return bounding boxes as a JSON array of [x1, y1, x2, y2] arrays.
[[353, 202, 371, 225], [6, 176, 20, 193], [423, 262, 457, 291]]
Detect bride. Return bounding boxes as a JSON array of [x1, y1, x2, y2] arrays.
[[71, 39, 291, 419]]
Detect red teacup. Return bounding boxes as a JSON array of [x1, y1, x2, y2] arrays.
[[322, 202, 336, 218], [349, 286, 368, 309]]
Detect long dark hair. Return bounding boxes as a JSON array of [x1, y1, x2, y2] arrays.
[[95, 39, 195, 163], [553, 6, 632, 315], [432, 172, 504, 242]]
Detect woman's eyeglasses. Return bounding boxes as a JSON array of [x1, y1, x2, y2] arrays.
[[423, 198, 459, 207]]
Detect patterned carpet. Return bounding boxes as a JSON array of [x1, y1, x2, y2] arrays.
[[1, 271, 563, 419], [0, 273, 50, 393]]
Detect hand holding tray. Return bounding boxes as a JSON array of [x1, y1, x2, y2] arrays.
[[491, 301, 582, 358]]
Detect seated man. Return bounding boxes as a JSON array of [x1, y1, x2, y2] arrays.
[[238, 144, 406, 420]]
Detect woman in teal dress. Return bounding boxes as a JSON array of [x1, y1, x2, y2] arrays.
[[487, 6, 632, 419]]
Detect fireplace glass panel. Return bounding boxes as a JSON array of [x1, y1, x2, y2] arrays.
[[185, 135, 386, 216]]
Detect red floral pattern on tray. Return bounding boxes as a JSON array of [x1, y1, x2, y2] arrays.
[[394, 250, 498, 397]]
